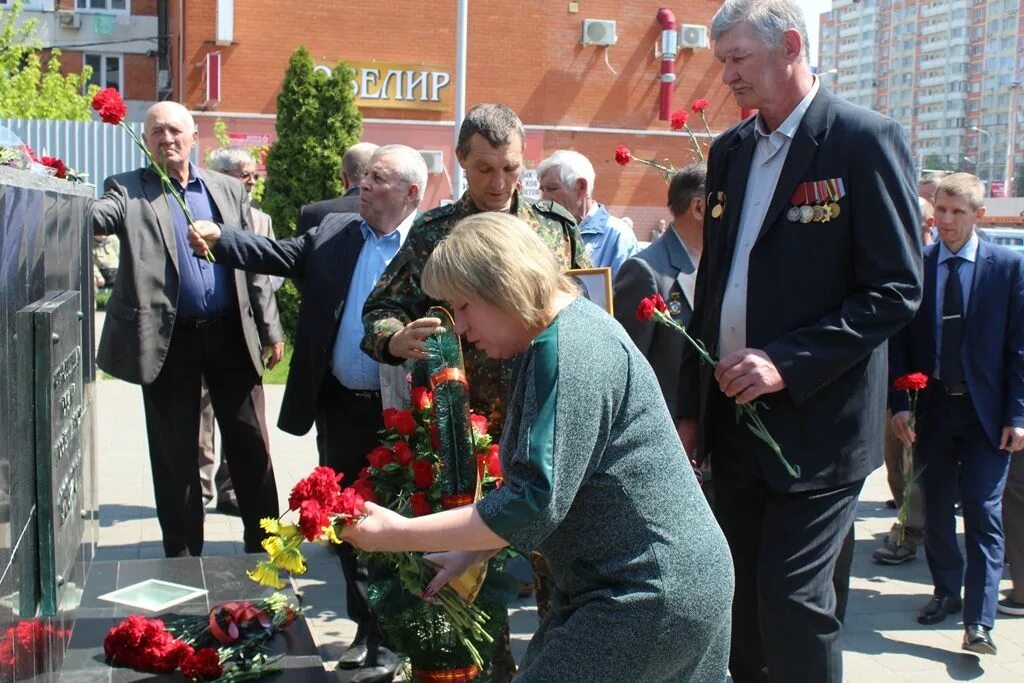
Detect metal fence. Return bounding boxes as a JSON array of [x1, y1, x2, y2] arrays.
[[1, 118, 200, 197]]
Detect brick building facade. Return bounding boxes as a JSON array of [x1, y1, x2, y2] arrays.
[[171, 0, 741, 238]]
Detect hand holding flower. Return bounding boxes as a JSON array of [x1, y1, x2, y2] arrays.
[[715, 348, 787, 405], [890, 410, 915, 448], [343, 501, 410, 552], [186, 219, 222, 258]]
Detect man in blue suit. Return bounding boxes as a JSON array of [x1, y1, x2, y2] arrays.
[[890, 172, 1024, 655]]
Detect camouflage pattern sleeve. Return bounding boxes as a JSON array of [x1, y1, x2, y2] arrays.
[[524, 199, 593, 270], [360, 207, 456, 365]]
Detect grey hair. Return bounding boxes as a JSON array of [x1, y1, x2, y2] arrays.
[[207, 147, 255, 174], [373, 144, 428, 206], [710, 0, 810, 62], [457, 103, 525, 157], [668, 161, 708, 216], [536, 150, 596, 197], [342, 142, 380, 182]]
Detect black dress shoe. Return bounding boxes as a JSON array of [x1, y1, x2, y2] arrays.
[[917, 594, 963, 625], [962, 624, 997, 655], [350, 647, 399, 683], [337, 641, 369, 670]]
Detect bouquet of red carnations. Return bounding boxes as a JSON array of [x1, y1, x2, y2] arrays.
[[103, 593, 296, 681]]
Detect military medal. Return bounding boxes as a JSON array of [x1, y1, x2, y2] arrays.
[[799, 205, 814, 223], [710, 191, 725, 219], [823, 179, 839, 219], [668, 292, 683, 316], [787, 206, 802, 222]]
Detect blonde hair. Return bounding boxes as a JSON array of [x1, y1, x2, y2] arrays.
[[937, 172, 985, 211], [422, 212, 578, 328]]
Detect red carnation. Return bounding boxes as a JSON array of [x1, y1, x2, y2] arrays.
[[288, 466, 343, 512], [691, 98, 711, 113], [40, 156, 67, 179], [637, 297, 656, 322], [614, 144, 633, 166], [412, 387, 433, 412], [411, 459, 435, 490], [893, 372, 929, 392], [470, 413, 489, 438], [392, 440, 414, 466], [298, 499, 330, 541], [670, 109, 690, 131], [180, 648, 222, 680], [91, 87, 127, 125], [409, 492, 432, 516], [366, 446, 394, 470], [335, 487, 365, 520]]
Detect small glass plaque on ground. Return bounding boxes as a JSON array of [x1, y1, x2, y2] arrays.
[[98, 579, 207, 612]]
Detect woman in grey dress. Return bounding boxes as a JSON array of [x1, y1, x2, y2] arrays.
[[346, 212, 734, 681]]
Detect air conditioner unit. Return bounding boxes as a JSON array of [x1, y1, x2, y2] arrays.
[[581, 19, 617, 46], [419, 150, 444, 175], [58, 11, 82, 30], [679, 24, 709, 50]]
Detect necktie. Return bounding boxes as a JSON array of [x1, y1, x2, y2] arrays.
[[940, 257, 965, 390]]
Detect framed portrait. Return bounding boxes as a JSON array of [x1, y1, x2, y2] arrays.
[[567, 267, 614, 315]]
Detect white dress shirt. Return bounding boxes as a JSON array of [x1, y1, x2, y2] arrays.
[[718, 78, 820, 357]]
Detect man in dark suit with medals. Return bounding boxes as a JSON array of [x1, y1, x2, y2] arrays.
[[676, 1, 922, 680]]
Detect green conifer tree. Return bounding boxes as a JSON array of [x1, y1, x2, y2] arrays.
[[261, 46, 362, 341]]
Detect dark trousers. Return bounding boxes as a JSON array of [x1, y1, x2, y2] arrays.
[[711, 394, 861, 683], [140, 316, 279, 557], [317, 374, 387, 656], [919, 392, 1010, 629]]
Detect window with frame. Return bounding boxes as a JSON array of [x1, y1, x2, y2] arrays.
[[76, 0, 128, 11], [84, 54, 122, 92]]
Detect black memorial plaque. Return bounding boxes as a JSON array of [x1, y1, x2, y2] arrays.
[[31, 291, 85, 616]]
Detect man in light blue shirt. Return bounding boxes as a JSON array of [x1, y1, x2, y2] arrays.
[[538, 149, 639, 277], [188, 144, 426, 680]]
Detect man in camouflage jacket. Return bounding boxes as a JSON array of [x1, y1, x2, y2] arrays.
[[361, 103, 590, 429]]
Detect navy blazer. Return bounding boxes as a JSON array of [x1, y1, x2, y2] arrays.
[[613, 230, 696, 417], [678, 87, 923, 492], [889, 239, 1024, 449], [212, 212, 364, 436]]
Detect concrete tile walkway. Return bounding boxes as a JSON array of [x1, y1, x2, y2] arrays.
[[91, 314, 1024, 680]]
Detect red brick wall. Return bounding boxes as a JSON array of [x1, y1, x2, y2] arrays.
[[182, 0, 738, 220], [133, 0, 159, 16], [124, 53, 156, 101]]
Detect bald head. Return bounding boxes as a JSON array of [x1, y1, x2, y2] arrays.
[[342, 142, 380, 189], [144, 101, 197, 182]]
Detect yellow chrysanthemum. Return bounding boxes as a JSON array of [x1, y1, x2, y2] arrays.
[[259, 518, 283, 535], [247, 560, 286, 589], [324, 523, 343, 545], [271, 546, 307, 575], [262, 535, 285, 557]]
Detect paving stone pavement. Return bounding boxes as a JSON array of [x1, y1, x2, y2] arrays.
[[91, 315, 1024, 681]]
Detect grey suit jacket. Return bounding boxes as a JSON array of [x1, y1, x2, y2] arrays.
[[613, 229, 696, 417], [93, 166, 283, 385]]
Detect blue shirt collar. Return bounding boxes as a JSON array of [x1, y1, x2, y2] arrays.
[[360, 210, 416, 242], [938, 232, 979, 264], [579, 203, 609, 235]]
